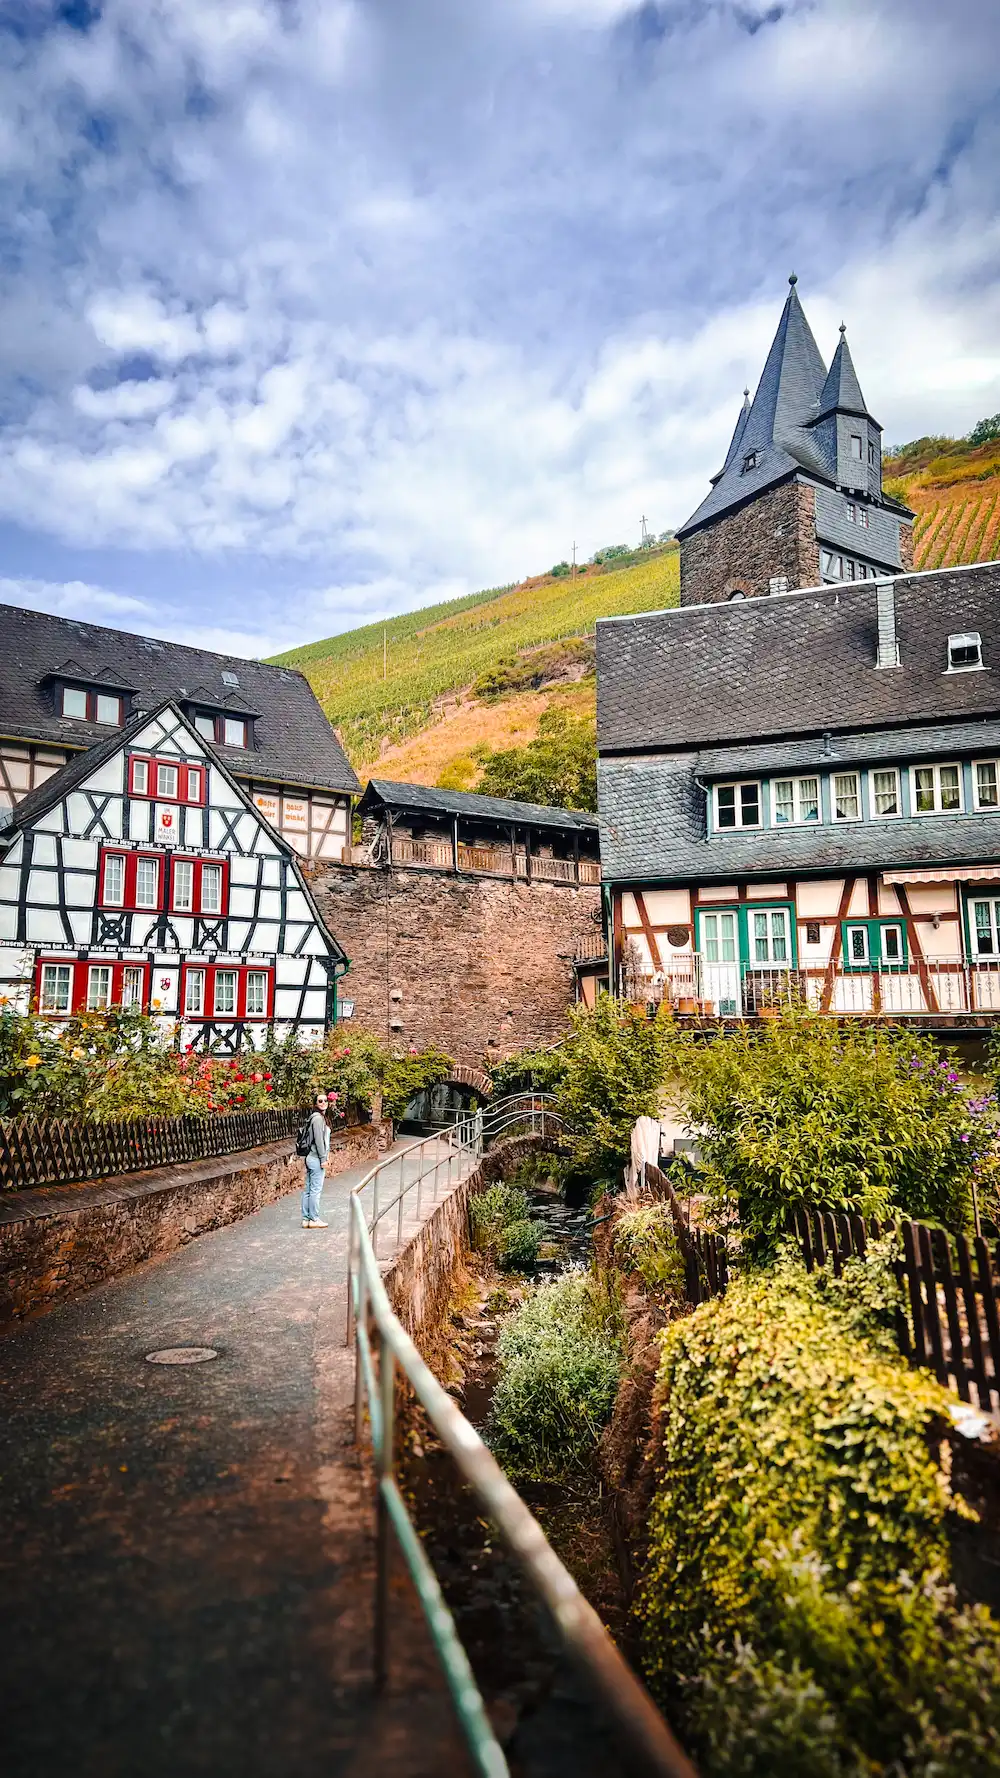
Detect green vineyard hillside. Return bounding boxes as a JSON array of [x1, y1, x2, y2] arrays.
[[885, 431, 1000, 571], [271, 545, 679, 780]]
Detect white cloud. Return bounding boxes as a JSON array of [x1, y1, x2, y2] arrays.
[[0, 0, 998, 637]]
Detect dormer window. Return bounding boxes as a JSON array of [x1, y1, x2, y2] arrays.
[[60, 685, 122, 726], [947, 632, 983, 673], [741, 450, 758, 474], [192, 709, 249, 748]]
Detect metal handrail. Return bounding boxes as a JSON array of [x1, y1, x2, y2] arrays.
[[348, 1189, 698, 1778]]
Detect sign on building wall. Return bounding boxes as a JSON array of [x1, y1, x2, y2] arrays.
[[282, 798, 308, 831], [253, 792, 280, 824], [155, 806, 179, 845]]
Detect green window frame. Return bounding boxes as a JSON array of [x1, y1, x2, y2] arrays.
[[841, 919, 907, 970], [695, 903, 798, 969]]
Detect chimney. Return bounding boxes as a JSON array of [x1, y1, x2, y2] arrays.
[[875, 581, 899, 669]]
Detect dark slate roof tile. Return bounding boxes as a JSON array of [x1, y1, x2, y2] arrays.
[[0, 602, 359, 795], [695, 717, 1000, 778], [597, 563, 1000, 755], [360, 778, 598, 832]]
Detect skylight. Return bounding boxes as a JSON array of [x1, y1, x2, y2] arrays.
[[221, 671, 240, 687], [946, 632, 983, 673]]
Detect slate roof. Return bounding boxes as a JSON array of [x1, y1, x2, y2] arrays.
[[599, 754, 1000, 885], [814, 326, 874, 424], [360, 779, 598, 833], [597, 563, 1000, 756], [695, 717, 1000, 779], [678, 280, 832, 537], [0, 603, 360, 795]]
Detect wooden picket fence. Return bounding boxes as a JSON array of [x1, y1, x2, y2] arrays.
[[642, 1161, 729, 1305], [790, 1206, 1000, 1416], [0, 1106, 305, 1193]]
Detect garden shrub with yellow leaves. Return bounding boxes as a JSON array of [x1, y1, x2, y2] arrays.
[[637, 1248, 1000, 1775]]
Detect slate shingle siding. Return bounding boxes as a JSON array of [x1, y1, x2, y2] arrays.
[[814, 485, 902, 570], [597, 564, 1000, 756]]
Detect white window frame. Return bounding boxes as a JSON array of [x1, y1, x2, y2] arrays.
[[61, 685, 88, 719], [974, 759, 1000, 811], [771, 775, 820, 826], [223, 717, 247, 748], [713, 781, 761, 831], [946, 631, 983, 673], [850, 433, 863, 460], [134, 856, 160, 909], [214, 970, 238, 1017], [194, 714, 216, 740], [971, 897, 1000, 958], [95, 693, 122, 726], [749, 907, 791, 966], [173, 859, 194, 913], [910, 762, 963, 816], [103, 852, 125, 907], [184, 969, 205, 1016], [186, 767, 202, 801], [40, 962, 73, 1014], [832, 771, 862, 822], [200, 862, 223, 915], [87, 965, 112, 1012], [700, 910, 738, 965], [245, 972, 268, 1018], [131, 758, 148, 796], [121, 966, 144, 1009], [157, 762, 179, 798], [869, 766, 901, 819], [845, 923, 870, 966]]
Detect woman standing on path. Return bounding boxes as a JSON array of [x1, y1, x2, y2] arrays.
[[302, 1091, 331, 1228]]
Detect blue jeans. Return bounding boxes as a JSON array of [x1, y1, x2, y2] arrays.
[[302, 1156, 325, 1222]]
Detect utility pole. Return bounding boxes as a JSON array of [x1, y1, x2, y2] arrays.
[[640, 515, 650, 550], [571, 540, 577, 577]]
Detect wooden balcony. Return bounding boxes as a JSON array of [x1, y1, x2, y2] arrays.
[[625, 954, 1000, 1028], [383, 836, 600, 885]]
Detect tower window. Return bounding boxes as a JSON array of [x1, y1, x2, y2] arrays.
[[741, 450, 758, 474], [868, 441, 877, 466], [850, 434, 863, 460]]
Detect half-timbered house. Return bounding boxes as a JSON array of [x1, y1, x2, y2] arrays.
[[0, 700, 345, 1048], [597, 560, 1000, 1032], [0, 602, 360, 860]]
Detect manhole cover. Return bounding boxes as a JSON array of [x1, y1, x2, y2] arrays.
[[145, 1346, 218, 1365]]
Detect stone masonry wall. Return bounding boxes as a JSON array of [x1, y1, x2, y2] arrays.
[[680, 477, 821, 605], [312, 863, 602, 1060], [0, 1123, 385, 1325]]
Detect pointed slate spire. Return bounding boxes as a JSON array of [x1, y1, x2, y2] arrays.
[[816, 322, 875, 422], [740, 274, 829, 468], [710, 386, 752, 485]]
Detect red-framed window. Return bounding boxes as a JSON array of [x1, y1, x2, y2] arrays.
[[180, 962, 274, 1021], [129, 754, 206, 805], [35, 957, 151, 1016], [98, 847, 166, 913], [168, 854, 229, 917], [61, 685, 123, 726]]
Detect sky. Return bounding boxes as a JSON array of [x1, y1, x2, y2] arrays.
[[1, 0, 999, 661]]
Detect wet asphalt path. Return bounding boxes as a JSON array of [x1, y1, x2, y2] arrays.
[[0, 1144, 472, 1778]]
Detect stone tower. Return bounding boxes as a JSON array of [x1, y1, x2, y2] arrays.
[[677, 276, 914, 606]]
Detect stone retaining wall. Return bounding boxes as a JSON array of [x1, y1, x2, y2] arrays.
[[383, 1161, 479, 1342], [0, 1121, 388, 1327]]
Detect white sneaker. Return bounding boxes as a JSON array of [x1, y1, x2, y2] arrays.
[[301, 1218, 311, 1228], [307, 1219, 329, 1229]]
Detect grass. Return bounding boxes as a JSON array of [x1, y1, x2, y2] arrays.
[[269, 545, 679, 770]]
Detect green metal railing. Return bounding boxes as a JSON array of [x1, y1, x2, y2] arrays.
[[346, 1112, 697, 1778]]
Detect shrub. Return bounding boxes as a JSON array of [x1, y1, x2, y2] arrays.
[[474, 709, 597, 811], [613, 1202, 685, 1296], [489, 1271, 624, 1480], [549, 561, 571, 577], [666, 1004, 995, 1249], [469, 1182, 541, 1271], [489, 1043, 568, 1097], [555, 994, 675, 1184], [637, 1252, 1000, 1775], [969, 412, 1000, 447]]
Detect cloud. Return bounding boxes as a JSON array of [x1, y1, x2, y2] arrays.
[[0, 0, 998, 640]]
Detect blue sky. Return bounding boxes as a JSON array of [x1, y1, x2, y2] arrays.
[[1, 0, 999, 659]]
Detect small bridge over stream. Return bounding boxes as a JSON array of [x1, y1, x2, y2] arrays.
[[0, 1098, 691, 1778]]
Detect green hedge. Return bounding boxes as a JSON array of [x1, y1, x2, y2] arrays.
[[637, 1250, 1000, 1775], [488, 1272, 624, 1481]]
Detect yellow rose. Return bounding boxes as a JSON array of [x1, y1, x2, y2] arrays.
[[25, 1054, 41, 1068], [71, 1047, 85, 1061]]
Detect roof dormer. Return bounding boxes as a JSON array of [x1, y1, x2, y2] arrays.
[[43, 658, 137, 728]]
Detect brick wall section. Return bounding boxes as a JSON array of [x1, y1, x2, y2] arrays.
[[0, 1124, 385, 1325], [312, 863, 601, 1059], [680, 477, 818, 605]]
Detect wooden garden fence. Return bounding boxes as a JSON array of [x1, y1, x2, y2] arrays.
[[0, 1106, 305, 1193], [790, 1206, 1000, 1417], [642, 1161, 729, 1305]]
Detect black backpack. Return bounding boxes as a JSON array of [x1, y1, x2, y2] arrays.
[[295, 1116, 314, 1157]]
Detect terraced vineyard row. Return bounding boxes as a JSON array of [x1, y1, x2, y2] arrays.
[[913, 491, 1000, 570]]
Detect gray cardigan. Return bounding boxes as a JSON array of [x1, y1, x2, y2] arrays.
[[308, 1110, 331, 1164]]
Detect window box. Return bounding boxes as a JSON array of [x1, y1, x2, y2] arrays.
[[35, 957, 150, 1015], [180, 962, 274, 1021], [169, 855, 229, 917], [911, 763, 962, 815], [129, 754, 206, 805]]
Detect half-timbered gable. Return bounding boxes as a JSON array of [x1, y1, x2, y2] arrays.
[[0, 601, 360, 860], [0, 701, 344, 1051], [597, 561, 1000, 1031]]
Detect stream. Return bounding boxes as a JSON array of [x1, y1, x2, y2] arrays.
[[400, 1178, 638, 1777]]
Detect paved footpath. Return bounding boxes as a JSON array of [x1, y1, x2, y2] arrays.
[[0, 1142, 474, 1778]]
